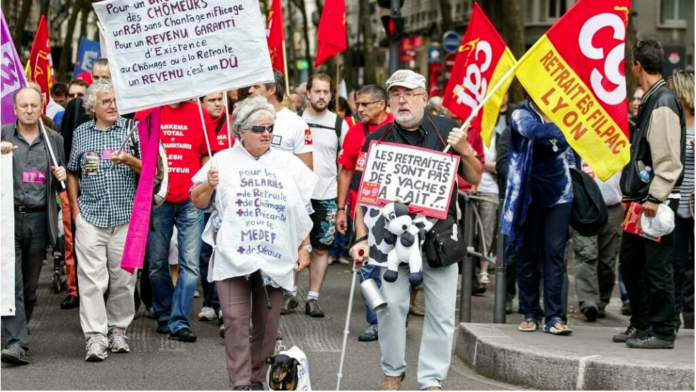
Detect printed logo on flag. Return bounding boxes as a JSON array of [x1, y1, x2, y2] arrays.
[[304, 129, 313, 145]]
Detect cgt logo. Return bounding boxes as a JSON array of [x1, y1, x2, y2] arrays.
[[578, 8, 627, 106], [304, 129, 313, 145], [452, 38, 492, 113]]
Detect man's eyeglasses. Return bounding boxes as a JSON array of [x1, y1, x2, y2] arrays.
[[389, 92, 425, 102], [68, 92, 84, 98], [249, 124, 274, 134], [356, 100, 381, 108], [98, 99, 117, 107]]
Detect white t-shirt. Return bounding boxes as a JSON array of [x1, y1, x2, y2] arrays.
[[273, 108, 313, 155], [478, 134, 499, 194], [302, 110, 349, 200]]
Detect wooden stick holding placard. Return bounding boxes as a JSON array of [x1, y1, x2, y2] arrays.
[[223, 92, 233, 149], [335, 55, 340, 112], [282, 41, 291, 95], [442, 65, 519, 153]]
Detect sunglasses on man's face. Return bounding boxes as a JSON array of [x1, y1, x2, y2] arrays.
[[249, 124, 274, 134], [68, 92, 84, 98]]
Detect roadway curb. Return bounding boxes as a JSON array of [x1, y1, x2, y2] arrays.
[[455, 323, 695, 390]]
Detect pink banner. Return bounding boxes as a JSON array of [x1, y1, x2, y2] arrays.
[[121, 109, 160, 274]]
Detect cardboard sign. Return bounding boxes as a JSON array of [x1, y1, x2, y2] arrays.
[[357, 141, 459, 220], [92, 0, 274, 114]]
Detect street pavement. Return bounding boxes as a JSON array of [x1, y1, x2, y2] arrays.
[[2, 261, 517, 390]]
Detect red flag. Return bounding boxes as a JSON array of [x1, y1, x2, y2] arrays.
[[314, 0, 346, 68], [515, 0, 631, 180], [25, 15, 54, 114], [442, 3, 516, 146], [266, 0, 285, 73]]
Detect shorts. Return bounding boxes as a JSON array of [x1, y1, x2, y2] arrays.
[[309, 199, 337, 250]]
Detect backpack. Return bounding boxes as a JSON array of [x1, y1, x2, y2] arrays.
[[569, 167, 608, 236]]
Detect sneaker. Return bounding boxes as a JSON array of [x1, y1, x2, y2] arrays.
[[472, 284, 486, 295], [358, 325, 379, 342], [169, 328, 197, 342], [612, 326, 649, 343], [219, 324, 225, 338], [505, 299, 513, 315], [198, 306, 216, 321], [280, 293, 299, 315], [156, 320, 169, 334], [597, 308, 607, 318], [620, 303, 632, 316], [232, 385, 252, 390], [479, 273, 490, 286], [328, 258, 336, 265], [337, 256, 352, 265], [1, 345, 30, 365], [626, 335, 674, 349], [60, 294, 79, 309], [108, 328, 130, 353], [250, 382, 264, 390], [380, 373, 405, 390], [146, 307, 156, 319], [305, 299, 325, 318], [582, 305, 598, 322], [217, 309, 223, 320], [85, 335, 108, 362]]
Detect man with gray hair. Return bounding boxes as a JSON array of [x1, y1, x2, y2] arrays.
[[1, 87, 66, 365], [67, 79, 141, 361], [349, 70, 482, 390]]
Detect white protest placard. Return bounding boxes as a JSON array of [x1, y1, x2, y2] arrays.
[[92, 0, 274, 114], [1, 153, 15, 316], [357, 141, 460, 220]]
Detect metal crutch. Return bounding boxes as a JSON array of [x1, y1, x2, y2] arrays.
[[336, 249, 364, 390]]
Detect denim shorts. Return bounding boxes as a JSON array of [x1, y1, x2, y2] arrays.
[[309, 199, 337, 250]]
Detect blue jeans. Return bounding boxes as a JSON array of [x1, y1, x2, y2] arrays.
[[147, 200, 203, 333], [200, 213, 220, 313], [517, 202, 571, 325], [360, 263, 382, 327]]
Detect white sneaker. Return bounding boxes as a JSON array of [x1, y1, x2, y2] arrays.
[[85, 335, 108, 362], [198, 306, 216, 321], [108, 328, 130, 353], [217, 309, 223, 320], [479, 273, 490, 286], [337, 256, 352, 265]]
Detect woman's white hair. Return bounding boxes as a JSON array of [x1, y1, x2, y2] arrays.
[[231, 95, 276, 138], [83, 79, 114, 115]]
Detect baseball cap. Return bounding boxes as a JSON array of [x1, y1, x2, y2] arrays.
[[76, 72, 93, 84], [386, 70, 426, 91]]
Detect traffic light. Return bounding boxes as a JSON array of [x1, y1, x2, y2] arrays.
[[381, 14, 405, 41]]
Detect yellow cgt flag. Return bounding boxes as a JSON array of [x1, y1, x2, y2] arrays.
[[515, 0, 632, 181]]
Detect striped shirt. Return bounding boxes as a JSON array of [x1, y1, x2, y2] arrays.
[[678, 126, 694, 218], [67, 117, 140, 228]]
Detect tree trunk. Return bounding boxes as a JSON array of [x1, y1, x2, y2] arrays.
[[56, 0, 82, 82], [2, 0, 11, 27], [13, 0, 33, 53], [260, 0, 269, 17], [78, 0, 91, 41], [293, 0, 313, 74], [360, 0, 376, 85], [624, 13, 637, 97], [438, 0, 453, 33], [39, 0, 49, 17], [314, 0, 323, 18], [501, 0, 525, 103]]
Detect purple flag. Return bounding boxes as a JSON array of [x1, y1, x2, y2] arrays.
[[1, 10, 26, 125]]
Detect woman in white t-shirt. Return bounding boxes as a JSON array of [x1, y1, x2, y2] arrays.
[[476, 133, 499, 286]]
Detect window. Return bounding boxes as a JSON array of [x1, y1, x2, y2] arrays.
[[547, 0, 568, 20], [659, 0, 688, 27]]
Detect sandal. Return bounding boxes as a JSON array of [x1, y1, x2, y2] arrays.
[[518, 318, 538, 332], [409, 306, 425, 317], [544, 318, 573, 336]]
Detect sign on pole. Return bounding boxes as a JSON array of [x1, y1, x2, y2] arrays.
[[93, 0, 275, 114], [442, 31, 461, 53], [357, 141, 460, 220], [72, 38, 101, 79]]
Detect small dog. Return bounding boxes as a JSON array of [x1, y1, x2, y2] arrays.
[[266, 354, 299, 390]]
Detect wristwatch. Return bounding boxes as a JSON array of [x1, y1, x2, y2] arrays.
[[300, 244, 312, 253]]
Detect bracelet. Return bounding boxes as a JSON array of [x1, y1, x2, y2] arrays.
[[354, 235, 368, 245], [337, 207, 346, 211]]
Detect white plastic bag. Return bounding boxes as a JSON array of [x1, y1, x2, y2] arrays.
[[641, 203, 676, 238]]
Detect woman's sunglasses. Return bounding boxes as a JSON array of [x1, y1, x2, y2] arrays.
[[249, 124, 274, 134]]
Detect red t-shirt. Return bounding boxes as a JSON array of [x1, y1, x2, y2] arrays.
[[338, 113, 394, 218], [210, 113, 236, 153], [155, 103, 215, 203], [458, 129, 485, 192]]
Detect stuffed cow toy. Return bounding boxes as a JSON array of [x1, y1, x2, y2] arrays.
[[381, 200, 425, 286]]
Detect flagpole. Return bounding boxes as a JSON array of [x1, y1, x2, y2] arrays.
[[223, 92, 232, 149], [282, 41, 290, 95], [195, 97, 215, 164], [335, 55, 340, 112], [443, 63, 520, 153]]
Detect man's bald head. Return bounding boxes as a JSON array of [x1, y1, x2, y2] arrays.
[[13, 87, 42, 105]]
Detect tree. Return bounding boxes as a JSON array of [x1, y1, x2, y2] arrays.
[[291, 0, 313, 75], [500, 0, 525, 103], [40, 0, 50, 17], [78, 0, 92, 42], [359, 0, 376, 85], [624, 13, 637, 97], [56, 0, 84, 82], [438, 0, 453, 33], [13, 0, 32, 51]]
